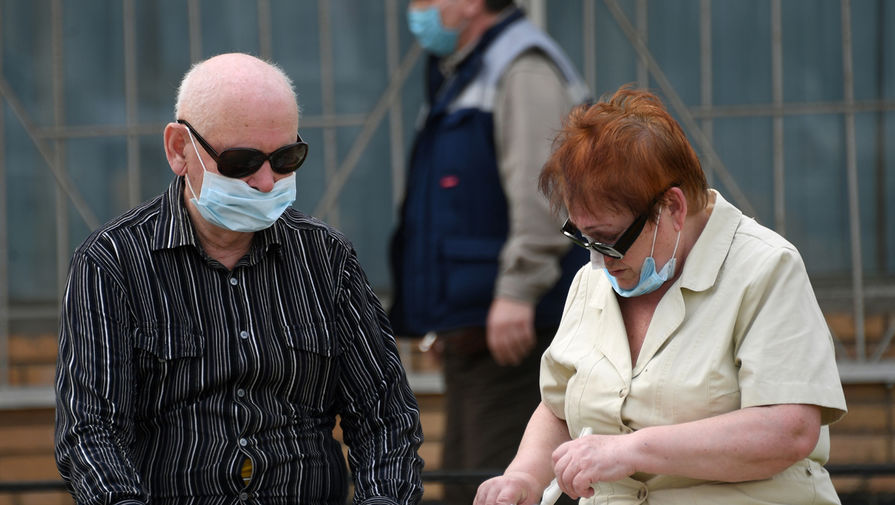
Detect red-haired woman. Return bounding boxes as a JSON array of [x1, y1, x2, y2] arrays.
[[474, 86, 846, 505]]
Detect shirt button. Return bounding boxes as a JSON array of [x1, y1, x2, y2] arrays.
[[237, 389, 246, 398], [618, 388, 627, 398], [240, 330, 249, 340], [239, 438, 248, 447], [229, 277, 238, 286], [637, 488, 647, 499], [239, 491, 249, 500]]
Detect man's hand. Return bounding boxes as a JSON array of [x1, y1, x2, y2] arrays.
[[486, 297, 536, 366]]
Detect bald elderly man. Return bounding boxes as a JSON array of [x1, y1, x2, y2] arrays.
[[54, 53, 423, 505]]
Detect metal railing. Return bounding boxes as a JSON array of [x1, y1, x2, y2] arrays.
[[0, 0, 892, 401]]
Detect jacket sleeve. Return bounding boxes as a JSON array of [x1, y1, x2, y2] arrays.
[[54, 250, 147, 505], [492, 50, 575, 303], [334, 249, 424, 505]]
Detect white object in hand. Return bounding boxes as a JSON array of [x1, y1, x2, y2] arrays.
[[539, 427, 593, 505]]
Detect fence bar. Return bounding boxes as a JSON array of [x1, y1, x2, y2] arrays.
[[124, 0, 141, 208], [582, 0, 596, 94], [385, 0, 406, 213], [0, 1, 7, 390], [187, 0, 201, 62], [636, 0, 648, 88], [317, 0, 340, 225], [257, 0, 273, 61], [841, 0, 866, 361], [51, 0, 69, 304], [699, 0, 713, 185], [874, 0, 887, 276], [771, 0, 785, 235]]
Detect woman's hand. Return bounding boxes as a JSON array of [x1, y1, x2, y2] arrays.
[[474, 471, 542, 505], [552, 433, 636, 499], [548, 404, 822, 496]]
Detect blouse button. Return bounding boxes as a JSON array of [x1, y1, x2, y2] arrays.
[[637, 488, 647, 499], [618, 388, 627, 398], [239, 438, 248, 447], [229, 277, 238, 286], [237, 389, 246, 398], [240, 330, 249, 340]]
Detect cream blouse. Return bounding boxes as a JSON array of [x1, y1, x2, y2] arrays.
[[541, 191, 847, 504]]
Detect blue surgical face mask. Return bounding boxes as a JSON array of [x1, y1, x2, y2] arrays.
[[185, 129, 296, 232], [407, 5, 459, 57], [605, 208, 682, 298]]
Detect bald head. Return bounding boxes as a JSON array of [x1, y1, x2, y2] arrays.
[[174, 53, 299, 134]]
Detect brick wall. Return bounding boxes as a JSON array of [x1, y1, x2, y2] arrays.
[[3, 329, 895, 503]]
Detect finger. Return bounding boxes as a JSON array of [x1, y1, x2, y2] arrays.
[[491, 332, 521, 366], [572, 470, 595, 499], [475, 479, 499, 505], [491, 342, 513, 366], [502, 340, 524, 366], [555, 456, 582, 499], [507, 330, 536, 366], [496, 487, 525, 505], [552, 440, 571, 465]]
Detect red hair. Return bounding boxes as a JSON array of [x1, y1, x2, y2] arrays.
[[540, 86, 708, 220]]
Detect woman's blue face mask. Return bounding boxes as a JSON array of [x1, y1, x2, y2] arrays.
[[407, 5, 459, 57], [604, 207, 682, 298]]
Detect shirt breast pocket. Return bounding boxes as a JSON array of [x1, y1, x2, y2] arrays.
[[280, 321, 340, 413], [133, 325, 205, 410]]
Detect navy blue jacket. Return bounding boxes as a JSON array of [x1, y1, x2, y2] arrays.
[[390, 9, 590, 336]]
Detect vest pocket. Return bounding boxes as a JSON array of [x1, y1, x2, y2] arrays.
[[441, 236, 503, 309]]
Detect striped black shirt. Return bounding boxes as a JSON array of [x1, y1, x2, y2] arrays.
[[54, 176, 424, 505]]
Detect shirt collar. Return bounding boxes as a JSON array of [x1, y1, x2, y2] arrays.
[[151, 176, 285, 261], [151, 176, 199, 252], [677, 189, 742, 292]]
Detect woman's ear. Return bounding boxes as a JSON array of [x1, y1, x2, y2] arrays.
[[164, 122, 189, 176], [667, 186, 688, 232]]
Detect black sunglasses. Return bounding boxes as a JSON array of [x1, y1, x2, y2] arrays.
[[177, 119, 308, 179], [562, 186, 677, 259], [562, 213, 649, 260]]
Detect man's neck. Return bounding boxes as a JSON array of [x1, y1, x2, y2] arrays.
[[441, 7, 516, 74], [183, 192, 253, 270]]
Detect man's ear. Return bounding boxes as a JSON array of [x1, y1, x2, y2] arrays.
[[164, 122, 189, 176], [461, 0, 486, 18]]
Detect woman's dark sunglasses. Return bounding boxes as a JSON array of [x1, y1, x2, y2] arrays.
[[562, 213, 649, 260], [177, 119, 308, 179]]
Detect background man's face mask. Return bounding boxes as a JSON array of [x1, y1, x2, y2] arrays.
[[407, 5, 459, 57]]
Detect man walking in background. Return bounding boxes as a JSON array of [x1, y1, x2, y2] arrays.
[[390, 1, 590, 503]]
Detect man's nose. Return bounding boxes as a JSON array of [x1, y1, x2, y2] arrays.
[[244, 161, 276, 193]]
